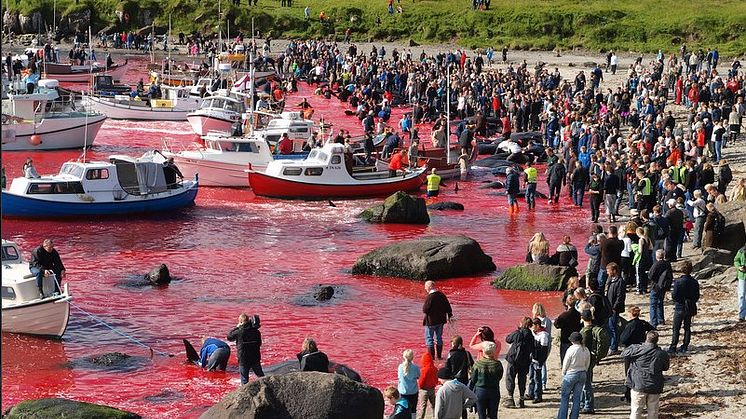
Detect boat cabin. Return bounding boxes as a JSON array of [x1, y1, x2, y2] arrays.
[[1, 240, 58, 302], [199, 95, 246, 115], [260, 111, 313, 144], [266, 143, 368, 178], [2, 79, 60, 119], [93, 75, 131, 96]]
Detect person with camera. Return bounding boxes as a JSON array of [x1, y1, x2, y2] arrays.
[[227, 313, 264, 385], [469, 326, 500, 359]]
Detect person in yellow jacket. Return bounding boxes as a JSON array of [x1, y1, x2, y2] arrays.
[[426, 168, 443, 198], [524, 160, 538, 209]]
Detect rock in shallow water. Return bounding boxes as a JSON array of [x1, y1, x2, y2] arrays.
[[359, 191, 430, 224], [426, 201, 465, 211], [200, 372, 381, 419], [3, 398, 141, 419], [351, 235, 495, 280], [492, 264, 576, 291]]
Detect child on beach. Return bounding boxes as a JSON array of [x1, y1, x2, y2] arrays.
[[398, 349, 420, 418]]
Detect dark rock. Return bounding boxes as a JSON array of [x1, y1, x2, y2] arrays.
[[200, 372, 382, 419], [693, 264, 730, 281], [359, 191, 429, 224], [351, 235, 495, 280], [492, 264, 576, 291], [408, 39, 419, 47], [145, 264, 171, 285], [314, 285, 335, 301], [427, 201, 464, 211], [714, 200, 746, 253], [3, 398, 141, 419], [262, 360, 362, 382], [702, 248, 735, 266], [583, 61, 598, 68]]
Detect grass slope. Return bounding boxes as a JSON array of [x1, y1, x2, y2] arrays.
[[5, 0, 746, 55]]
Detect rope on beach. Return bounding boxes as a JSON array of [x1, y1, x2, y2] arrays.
[[70, 302, 173, 358]]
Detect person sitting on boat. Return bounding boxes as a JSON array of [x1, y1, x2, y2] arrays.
[[29, 239, 65, 298], [426, 168, 443, 198], [389, 149, 408, 177], [23, 158, 40, 179], [255, 96, 270, 112], [277, 133, 294, 155], [106, 53, 114, 69], [363, 132, 375, 164], [163, 157, 184, 188], [199, 337, 231, 371], [408, 139, 421, 169]]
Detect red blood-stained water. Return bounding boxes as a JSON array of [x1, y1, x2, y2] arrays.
[[1, 57, 592, 417]]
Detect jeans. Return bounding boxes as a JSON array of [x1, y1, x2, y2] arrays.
[[693, 217, 705, 247], [608, 313, 620, 351], [635, 263, 648, 293], [526, 183, 536, 208], [627, 182, 636, 209], [589, 195, 601, 221], [475, 386, 499, 419], [581, 365, 594, 411], [557, 370, 586, 419], [630, 390, 660, 419], [206, 347, 230, 371], [670, 310, 692, 351], [649, 290, 665, 327], [527, 362, 544, 400], [424, 324, 444, 347], [572, 183, 585, 206], [239, 362, 265, 385], [715, 140, 722, 162], [597, 269, 609, 294], [738, 279, 746, 319], [506, 362, 529, 401], [30, 267, 61, 295], [550, 183, 562, 203]]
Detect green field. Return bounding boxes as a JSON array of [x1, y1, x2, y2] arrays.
[[6, 0, 746, 55]]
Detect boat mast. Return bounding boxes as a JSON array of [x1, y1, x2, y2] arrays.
[[249, 18, 255, 136], [168, 13, 172, 79], [83, 26, 92, 162], [446, 64, 451, 164]]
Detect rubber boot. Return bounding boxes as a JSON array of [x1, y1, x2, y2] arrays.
[[436, 344, 443, 360], [519, 398, 525, 408], [427, 345, 435, 360]]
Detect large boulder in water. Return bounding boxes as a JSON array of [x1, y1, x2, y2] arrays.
[[262, 359, 363, 382], [359, 191, 429, 224], [145, 264, 171, 285], [492, 264, 576, 291], [713, 200, 746, 253], [200, 372, 382, 419], [3, 398, 141, 419], [351, 235, 495, 280]]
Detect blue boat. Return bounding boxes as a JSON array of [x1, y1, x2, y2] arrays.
[[1, 152, 198, 218]]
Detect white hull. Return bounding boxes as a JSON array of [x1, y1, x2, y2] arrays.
[[1, 114, 106, 150], [171, 155, 263, 187], [44, 63, 128, 83], [2, 295, 71, 338], [84, 96, 192, 121], [186, 114, 235, 136]]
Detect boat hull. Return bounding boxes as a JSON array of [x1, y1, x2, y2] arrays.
[[172, 157, 260, 187], [1, 114, 106, 151], [1, 184, 198, 218], [187, 114, 236, 136], [85, 96, 190, 121], [1, 295, 71, 338], [43, 63, 128, 83], [248, 171, 425, 199]]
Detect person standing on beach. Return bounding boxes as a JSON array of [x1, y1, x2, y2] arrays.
[[668, 261, 700, 354], [606, 262, 627, 355], [623, 331, 669, 419], [417, 351, 438, 419], [227, 314, 264, 385], [423, 281, 453, 360], [647, 249, 673, 328], [557, 331, 589, 419], [554, 295, 582, 365], [470, 341, 503, 419], [398, 349, 421, 417], [736, 246, 746, 322], [504, 317, 535, 409]]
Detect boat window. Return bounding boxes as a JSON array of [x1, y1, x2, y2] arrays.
[[289, 128, 309, 134], [27, 182, 85, 194], [85, 168, 109, 180], [1, 286, 15, 300], [305, 167, 323, 176], [317, 152, 328, 162], [224, 101, 240, 112], [1, 245, 19, 261], [233, 142, 258, 152], [283, 167, 302, 176], [59, 164, 84, 178], [331, 155, 341, 164], [308, 150, 317, 159]]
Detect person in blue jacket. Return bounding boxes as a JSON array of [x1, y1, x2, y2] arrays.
[[199, 337, 231, 371]]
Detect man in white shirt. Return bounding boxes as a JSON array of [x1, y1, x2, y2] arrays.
[[686, 190, 707, 248], [557, 332, 590, 419]]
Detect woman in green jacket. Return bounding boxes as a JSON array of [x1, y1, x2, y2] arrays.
[[470, 341, 504, 419]]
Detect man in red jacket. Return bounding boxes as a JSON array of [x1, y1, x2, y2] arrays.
[[389, 149, 408, 177]]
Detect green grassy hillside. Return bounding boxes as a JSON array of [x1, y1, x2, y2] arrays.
[[5, 0, 746, 55]]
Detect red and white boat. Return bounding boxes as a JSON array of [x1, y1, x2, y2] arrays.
[[43, 61, 128, 83], [248, 143, 426, 199], [186, 95, 246, 135], [375, 140, 478, 179]]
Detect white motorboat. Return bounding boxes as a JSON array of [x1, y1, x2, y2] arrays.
[[186, 94, 246, 135], [1, 79, 106, 151], [1, 153, 199, 217], [1, 240, 72, 338], [83, 84, 204, 121], [43, 60, 128, 83]]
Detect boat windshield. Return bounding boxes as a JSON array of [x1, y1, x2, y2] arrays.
[[1, 245, 20, 262], [59, 163, 85, 178]]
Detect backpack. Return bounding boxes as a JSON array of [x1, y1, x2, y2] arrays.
[[591, 325, 611, 361], [713, 212, 726, 239]]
